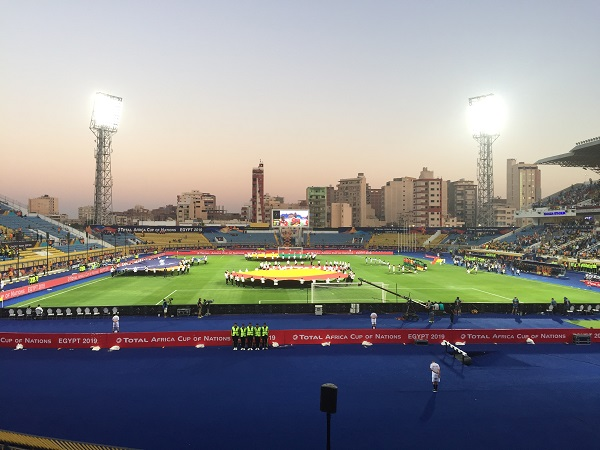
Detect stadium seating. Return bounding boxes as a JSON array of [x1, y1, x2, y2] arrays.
[[201, 230, 278, 248], [366, 232, 435, 250], [136, 232, 213, 248], [305, 231, 372, 249], [533, 180, 600, 209]]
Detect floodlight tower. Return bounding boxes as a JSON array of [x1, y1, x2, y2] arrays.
[[468, 94, 502, 227], [90, 92, 123, 225]]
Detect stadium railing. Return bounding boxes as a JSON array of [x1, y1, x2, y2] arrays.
[[0, 302, 577, 318]]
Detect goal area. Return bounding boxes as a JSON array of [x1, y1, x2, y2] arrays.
[[310, 282, 388, 304]]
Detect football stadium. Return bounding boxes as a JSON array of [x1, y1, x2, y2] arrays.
[[4, 140, 600, 448], [3, 4, 600, 449], [2, 215, 600, 449]]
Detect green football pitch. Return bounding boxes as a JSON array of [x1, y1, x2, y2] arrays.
[[12, 254, 600, 309]]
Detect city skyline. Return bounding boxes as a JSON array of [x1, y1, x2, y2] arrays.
[[2, 1, 599, 218]]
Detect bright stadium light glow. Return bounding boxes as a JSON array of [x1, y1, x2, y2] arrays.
[[90, 92, 123, 131], [468, 93, 506, 136]]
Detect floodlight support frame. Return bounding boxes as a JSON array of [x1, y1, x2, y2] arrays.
[[91, 127, 116, 225], [469, 94, 499, 227], [474, 132, 498, 227]]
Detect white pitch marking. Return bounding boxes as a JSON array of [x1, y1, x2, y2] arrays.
[[20, 278, 108, 306], [471, 288, 511, 300], [156, 290, 178, 305]]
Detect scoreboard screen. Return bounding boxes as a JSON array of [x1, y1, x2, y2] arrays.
[[272, 210, 309, 228]]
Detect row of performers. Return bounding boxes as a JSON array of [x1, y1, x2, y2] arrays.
[[244, 252, 318, 261], [224, 271, 356, 287], [257, 260, 352, 271]]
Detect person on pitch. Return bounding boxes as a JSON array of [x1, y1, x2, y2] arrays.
[[370, 311, 378, 329], [430, 360, 441, 392], [261, 322, 269, 350], [254, 323, 262, 350], [240, 323, 247, 350], [112, 312, 120, 333], [231, 323, 240, 350], [245, 323, 254, 350]]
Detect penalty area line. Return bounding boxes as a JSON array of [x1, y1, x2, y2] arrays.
[[156, 290, 178, 305], [470, 288, 511, 300]]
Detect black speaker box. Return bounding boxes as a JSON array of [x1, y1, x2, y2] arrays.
[[320, 383, 338, 413]]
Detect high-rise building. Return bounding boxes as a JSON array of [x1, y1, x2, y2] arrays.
[[78, 205, 95, 224], [335, 173, 368, 227], [334, 173, 382, 227], [383, 177, 415, 225], [330, 203, 352, 228], [413, 168, 446, 227], [306, 186, 328, 228], [447, 179, 477, 227], [176, 191, 217, 223], [263, 194, 285, 224], [507, 159, 541, 210], [492, 198, 515, 227], [28, 195, 59, 216], [367, 187, 385, 222], [251, 161, 266, 223]]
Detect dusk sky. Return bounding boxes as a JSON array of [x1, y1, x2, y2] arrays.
[[2, 1, 599, 218]]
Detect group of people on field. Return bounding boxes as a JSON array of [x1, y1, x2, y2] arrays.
[[230, 322, 269, 350]]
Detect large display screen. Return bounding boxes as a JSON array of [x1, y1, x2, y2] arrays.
[[272, 209, 309, 228]]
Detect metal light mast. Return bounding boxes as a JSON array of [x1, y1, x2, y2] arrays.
[[90, 92, 122, 225], [469, 94, 500, 227]]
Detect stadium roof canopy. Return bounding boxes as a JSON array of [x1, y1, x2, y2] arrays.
[[536, 136, 600, 173]]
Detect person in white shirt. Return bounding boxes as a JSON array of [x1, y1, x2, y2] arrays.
[[430, 361, 441, 392], [370, 312, 378, 329], [112, 313, 120, 333]]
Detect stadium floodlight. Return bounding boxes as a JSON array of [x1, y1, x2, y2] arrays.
[[468, 93, 506, 136], [468, 93, 505, 227], [90, 92, 123, 132]]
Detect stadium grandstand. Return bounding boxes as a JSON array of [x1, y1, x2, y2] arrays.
[[4, 132, 600, 286], [536, 135, 600, 173]]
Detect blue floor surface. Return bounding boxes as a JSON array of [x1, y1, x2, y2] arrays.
[[2, 343, 599, 450]]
